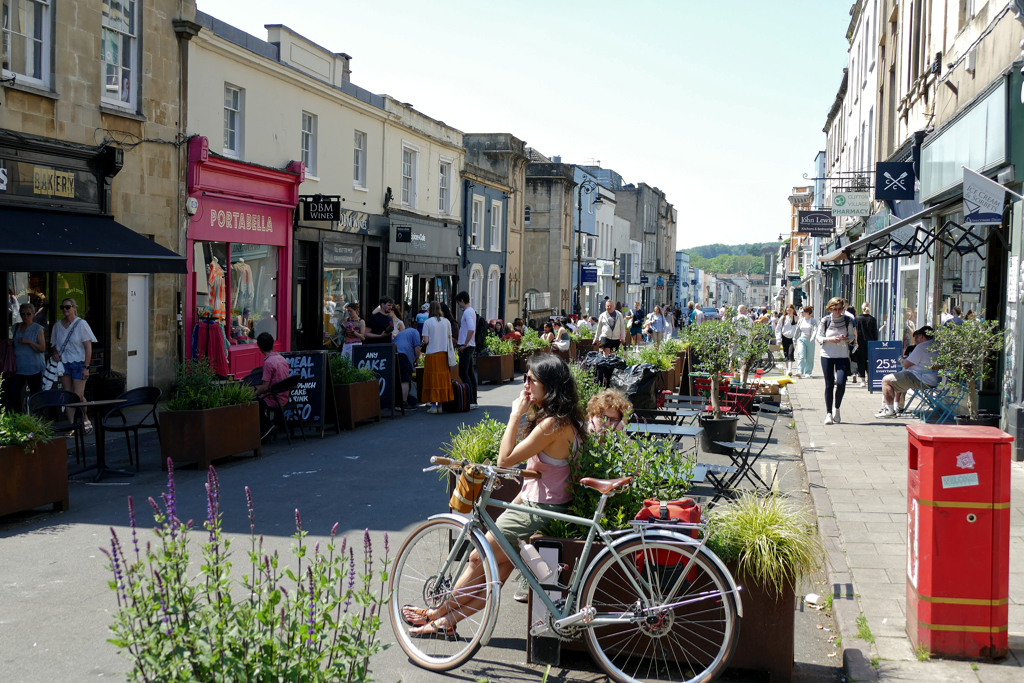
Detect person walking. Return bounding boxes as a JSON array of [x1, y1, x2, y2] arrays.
[[818, 297, 854, 425], [663, 305, 675, 340], [455, 291, 479, 409], [775, 304, 799, 376], [420, 301, 454, 414], [854, 302, 879, 387], [592, 299, 625, 355], [51, 298, 98, 433], [795, 306, 817, 378], [7, 303, 46, 412], [340, 302, 365, 358], [625, 300, 645, 346]]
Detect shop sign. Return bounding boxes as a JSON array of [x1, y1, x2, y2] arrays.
[[302, 198, 341, 222], [389, 220, 457, 259], [875, 162, 915, 200], [279, 350, 341, 438], [581, 266, 597, 284], [194, 195, 290, 247], [640, 276, 649, 284], [395, 225, 412, 243], [0, 163, 8, 191], [962, 167, 1005, 226], [798, 211, 837, 236], [831, 192, 870, 216], [336, 208, 369, 233], [351, 344, 399, 416], [323, 243, 361, 267], [0, 155, 99, 206]]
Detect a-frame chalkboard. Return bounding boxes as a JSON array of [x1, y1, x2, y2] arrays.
[[280, 350, 342, 438]]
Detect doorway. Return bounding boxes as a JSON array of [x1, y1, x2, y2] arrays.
[[126, 274, 149, 390]]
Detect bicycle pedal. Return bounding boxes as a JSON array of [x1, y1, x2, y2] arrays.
[[554, 605, 596, 629], [529, 620, 551, 637]]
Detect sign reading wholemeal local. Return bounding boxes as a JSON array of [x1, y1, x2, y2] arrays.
[[831, 191, 871, 216]]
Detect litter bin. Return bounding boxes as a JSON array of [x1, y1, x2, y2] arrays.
[[906, 424, 1014, 659]]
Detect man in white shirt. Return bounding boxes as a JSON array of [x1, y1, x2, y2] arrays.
[[691, 302, 705, 324], [876, 326, 938, 418], [455, 290, 478, 409], [593, 299, 626, 355]]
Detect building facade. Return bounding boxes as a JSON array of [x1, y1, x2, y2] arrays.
[[523, 153, 576, 322]]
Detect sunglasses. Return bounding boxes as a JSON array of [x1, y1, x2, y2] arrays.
[[20, 311, 32, 316], [60, 305, 75, 310]]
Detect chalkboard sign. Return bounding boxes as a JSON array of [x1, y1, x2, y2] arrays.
[[351, 344, 402, 417], [867, 341, 903, 393], [279, 350, 341, 437]]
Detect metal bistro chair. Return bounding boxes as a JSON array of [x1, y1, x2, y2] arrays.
[[101, 387, 162, 472], [263, 374, 305, 445], [905, 382, 967, 424], [242, 367, 264, 388], [29, 389, 87, 465], [710, 405, 782, 506]]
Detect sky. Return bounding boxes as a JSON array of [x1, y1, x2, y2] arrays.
[[197, 0, 853, 250]]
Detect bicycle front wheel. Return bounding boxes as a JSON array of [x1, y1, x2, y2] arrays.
[[388, 518, 497, 671], [581, 537, 740, 683]]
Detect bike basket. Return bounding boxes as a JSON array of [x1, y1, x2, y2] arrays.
[[449, 464, 487, 513]]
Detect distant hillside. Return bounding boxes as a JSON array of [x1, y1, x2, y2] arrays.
[[687, 243, 778, 260], [684, 242, 777, 275]]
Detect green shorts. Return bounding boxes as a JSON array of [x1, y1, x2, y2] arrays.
[[494, 499, 569, 551]]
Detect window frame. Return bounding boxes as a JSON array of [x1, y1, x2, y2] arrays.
[[486, 265, 501, 322], [100, 0, 138, 110], [301, 111, 317, 177], [469, 264, 484, 313], [524, 206, 531, 225], [489, 199, 502, 252], [1, 0, 51, 88], [438, 158, 452, 215], [223, 83, 243, 158], [353, 130, 367, 189], [401, 142, 419, 208], [470, 196, 484, 250]]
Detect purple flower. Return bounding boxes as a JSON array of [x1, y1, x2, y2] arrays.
[[307, 566, 316, 644], [384, 532, 389, 556], [147, 496, 161, 518], [295, 509, 302, 532], [339, 536, 347, 558], [245, 486, 255, 535], [314, 542, 320, 556], [330, 522, 338, 540], [127, 497, 139, 560]]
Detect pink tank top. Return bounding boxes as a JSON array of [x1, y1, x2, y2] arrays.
[[520, 434, 580, 505]]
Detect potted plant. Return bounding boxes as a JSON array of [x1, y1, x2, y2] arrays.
[[478, 334, 516, 384], [931, 318, 1004, 426], [621, 344, 676, 393], [685, 319, 741, 451], [733, 321, 771, 387], [440, 414, 520, 517], [515, 327, 551, 373], [0, 386, 65, 517], [705, 492, 824, 682], [330, 354, 381, 430], [160, 359, 260, 470]]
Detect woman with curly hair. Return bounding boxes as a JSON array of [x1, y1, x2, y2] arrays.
[[586, 388, 631, 435], [403, 353, 582, 637]]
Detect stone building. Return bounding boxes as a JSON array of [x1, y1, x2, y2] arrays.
[[523, 151, 576, 322]]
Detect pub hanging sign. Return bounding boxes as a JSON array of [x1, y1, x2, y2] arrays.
[[300, 195, 342, 222]]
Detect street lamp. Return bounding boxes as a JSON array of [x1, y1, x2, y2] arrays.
[[575, 177, 603, 317]]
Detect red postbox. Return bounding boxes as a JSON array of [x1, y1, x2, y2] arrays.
[[906, 425, 1013, 659]]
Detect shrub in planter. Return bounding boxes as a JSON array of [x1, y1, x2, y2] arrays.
[[686, 320, 738, 419], [479, 335, 516, 384], [440, 414, 520, 516], [516, 327, 551, 357], [733, 321, 771, 386], [0, 388, 65, 516], [931, 318, 1004, 420], [330, 355, 381, 429]]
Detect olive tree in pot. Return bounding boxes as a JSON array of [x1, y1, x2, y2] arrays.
[[734, 321, 771, 387], [931, 318, 1004, 425], [686, 319, 741, 451]]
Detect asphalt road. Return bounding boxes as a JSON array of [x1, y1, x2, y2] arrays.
[[0, 373, 841, 683]]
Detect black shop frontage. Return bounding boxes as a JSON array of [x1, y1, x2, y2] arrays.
[[386, 210, 461, 328]]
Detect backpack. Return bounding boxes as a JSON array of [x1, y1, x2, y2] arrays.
[[820, 315, 857, 352], [474, 314, 488, 351], [633, 498, 702, 581]]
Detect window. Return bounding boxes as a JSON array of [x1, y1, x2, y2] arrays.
[[401, 145, 418, 207], [486, 267, 501, 322], [489, 200, 502, 251], [470, 196, 484, 249], [223, 84, 242, 157], [101, 0, 136, 107], [2, 0, 50, 86], [192, 242, 279, 342], [301, 112, 317, 176], [524, 206, 531, 225], [353, 130, 366, 188], [470, 265, 483, 313], [438, 160, 451, 214]]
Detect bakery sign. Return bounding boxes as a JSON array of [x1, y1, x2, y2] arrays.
[[0, 155, 99, 205]]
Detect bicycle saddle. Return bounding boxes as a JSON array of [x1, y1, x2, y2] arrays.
[[580, 477, 632, 494]]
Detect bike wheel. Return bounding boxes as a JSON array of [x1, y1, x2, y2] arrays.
[[581, 537, 740, 683], [388, 518, 497, 671]]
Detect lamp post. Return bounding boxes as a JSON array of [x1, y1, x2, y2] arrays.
[[575, 177, 603, 318]]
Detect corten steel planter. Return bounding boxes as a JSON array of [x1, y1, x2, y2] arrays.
[[725, 561, 795, 683], [0, 440, 69, 517], [160, 402, 261, 470], [576, 339, 596, 359], [477, 354, 514, 385], [334, 379, 382, 430]]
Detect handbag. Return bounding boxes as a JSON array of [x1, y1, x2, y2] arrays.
[[447, 322, 458, 367], [43, 318, 81, 390]]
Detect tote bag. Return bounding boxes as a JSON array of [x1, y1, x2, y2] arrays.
[[43, 318, 81, 390]]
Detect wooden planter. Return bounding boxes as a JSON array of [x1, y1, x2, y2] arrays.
[[726, 561, 795, 683], [477, 354, 514, 384], [550, 342, 576, 364], [160, 402, 261, 470], [515, 347, 549, 373], [334, 379, 382, 430], [577, 339, 596, 359], [0, 439, 69, 516]]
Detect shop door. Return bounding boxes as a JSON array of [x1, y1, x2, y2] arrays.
[[126, 275, 148, 390], [366, 247, 381, 306], [292, 241, 320, 350]]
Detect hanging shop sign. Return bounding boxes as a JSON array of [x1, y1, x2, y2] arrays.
[[394, 225, 412, 243], [582, 266, 598, 283], [797, 211, 836, 236], [831, 192, 871, 216], [962, 167, 1006, 226], [301, 197, 341, 222], [875, 162, 915, 200], [640, 276, 649, 284]]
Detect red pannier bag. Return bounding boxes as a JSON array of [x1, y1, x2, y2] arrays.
[[633, 498, 702, 582]]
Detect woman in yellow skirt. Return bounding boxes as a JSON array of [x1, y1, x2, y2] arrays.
[[420, 301, 455, 413]]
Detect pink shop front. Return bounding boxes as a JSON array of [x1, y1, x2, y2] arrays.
[[186, 137, 303, 378]]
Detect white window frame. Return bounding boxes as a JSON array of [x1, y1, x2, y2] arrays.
[[401, 143, 419, 208], [2, 0, 51, 88], [301, 112, 317, 177], [438, 158, 452, 215], [489, 200, 502, 252], [471, 196, 484, 250], [100, 0, 138, 110], [223, 84, 243, 158], [470, 265, 484, 314], [353, 130, 367, 189], [486, 266, 501, 322]]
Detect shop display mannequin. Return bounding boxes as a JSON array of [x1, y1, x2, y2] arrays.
[[207, 257, 226, 323]]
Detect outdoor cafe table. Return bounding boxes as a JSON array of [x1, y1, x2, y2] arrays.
[[632, 408, 701, 425], [66, 399, 130, 483], [625, 422, 703, 451]]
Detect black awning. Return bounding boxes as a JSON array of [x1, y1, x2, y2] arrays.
[[0, 206, 186, 273]]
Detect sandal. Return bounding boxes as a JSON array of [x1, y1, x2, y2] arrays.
[[408, 617, 458, 640], [401, 605, 430, 627], [83, 420, 93, 436]]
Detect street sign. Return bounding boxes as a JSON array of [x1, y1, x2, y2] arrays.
[[875, 162, 915, 200], [279, 350, 341, 438], [867, 341, 903, 394], [831, 192, 871, 216], [640, 276, 649, 284], [582, 266, 598, 283]]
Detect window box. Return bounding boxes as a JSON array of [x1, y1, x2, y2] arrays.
[[159, 402, 261, 470], [333, 378, 381, 430], [476, 353, 513, 385], [0, 439, 69, 517]]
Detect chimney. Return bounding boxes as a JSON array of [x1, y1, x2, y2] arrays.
[[337, 52, 352, 82], [552, 156, 562, 163]]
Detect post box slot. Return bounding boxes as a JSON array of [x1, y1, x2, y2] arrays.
[[908, 442, 918, 471]]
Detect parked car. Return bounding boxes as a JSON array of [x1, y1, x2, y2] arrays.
[[701, 307, 719, 321]]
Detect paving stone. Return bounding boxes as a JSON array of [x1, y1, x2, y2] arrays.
[[876, 659, 978, 682], [874, 635, 915, 661]]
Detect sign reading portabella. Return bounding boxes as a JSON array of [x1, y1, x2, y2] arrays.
[[797, 211, 837, 236], [831, 192, 871, 216], [279, 350, 341, 438]]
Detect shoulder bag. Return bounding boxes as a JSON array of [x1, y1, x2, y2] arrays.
[[446, 320, 458, 367], [43, 318, 82, 390]]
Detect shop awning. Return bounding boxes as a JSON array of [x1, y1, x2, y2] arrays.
[[819, 197, 960, 265], [0, 206, 186, 273]]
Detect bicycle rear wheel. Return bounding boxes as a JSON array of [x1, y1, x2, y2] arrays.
[[388, 518, 498, 671], [581, 537, 740, 683]]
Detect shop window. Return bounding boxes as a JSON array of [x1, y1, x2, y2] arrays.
[[223, 84, 243, 158], [101, 0, 137, 109], [301, 112, 317, 177], [7, 271, 106, 365], [471, 196, 483, 249], [192, 242, 278, 346], [323, 266, 360, 347], [490, 200, 502, 252], [353, 130, 366, 188], [2, 0, 50, 87]]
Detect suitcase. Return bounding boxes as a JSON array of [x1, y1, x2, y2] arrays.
[[443, 380, 471, 413]]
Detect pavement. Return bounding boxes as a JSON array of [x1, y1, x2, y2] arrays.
[[787, 370, 1024, 682]]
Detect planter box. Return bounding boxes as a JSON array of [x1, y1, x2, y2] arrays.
[[334, 379, 382, 430], [160, 402, 261, 470], [551, 342, 575, 364], [577, 339, 596, 359], [515, 347, 549, 373], [726, 561, 795, 683], [477, 354, 514, 385], [0, 439, 69, 516]]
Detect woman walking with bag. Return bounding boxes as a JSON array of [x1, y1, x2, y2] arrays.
[[420, 301, 455, 414], [7, 303, 45, 412], [51, 298, 97, 433], [775, 304, 799, 376], [818, 297, 853, 425]]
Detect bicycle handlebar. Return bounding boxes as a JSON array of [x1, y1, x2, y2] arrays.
[[430, 456, 541, 479]]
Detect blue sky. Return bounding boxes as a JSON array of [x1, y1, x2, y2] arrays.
[[197, 0, 852, 249]]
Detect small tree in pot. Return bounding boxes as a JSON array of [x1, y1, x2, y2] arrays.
[[733, 321, 771, 386], [931, 318, 1004, 421], [685, 319, 737, 419]]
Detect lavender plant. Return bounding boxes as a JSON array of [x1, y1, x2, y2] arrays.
[[102, 460, 390, 682]]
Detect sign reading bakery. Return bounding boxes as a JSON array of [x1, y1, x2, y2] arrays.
[[0, 154, 100, 205], [191, 194, 290, 247]]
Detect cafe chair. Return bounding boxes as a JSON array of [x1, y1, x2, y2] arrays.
[[243, 367, 264, 388], [101, 387, 162, 472], [29, 389, 87, 465], [264, 374, 305, 445]]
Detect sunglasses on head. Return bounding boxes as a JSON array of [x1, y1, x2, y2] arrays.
[[60, 305, 74, 310]]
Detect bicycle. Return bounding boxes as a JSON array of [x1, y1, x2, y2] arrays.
[[752, 348, 775, 374], [388, 456, 743, 683]]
